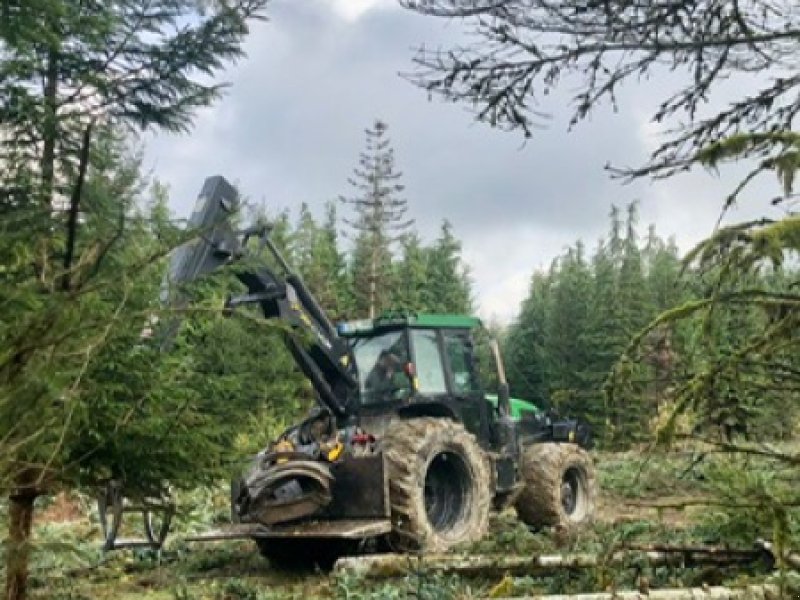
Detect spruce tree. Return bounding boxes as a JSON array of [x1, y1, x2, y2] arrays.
[[393, 232, 428, 312], [544, 243, 593, 418], [292, 203, 348, 319], [0, 2, 266, 596], [607, 203, 651, 442], [424, 221, 472, 314], [341, 120, 413, 318], [504, 273, 551, 406]]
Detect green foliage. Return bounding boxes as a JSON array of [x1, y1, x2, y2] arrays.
[[215, 578, 262, 600], [504, 203, 687, 446], [0, 4, 272, 593], [0, 0, 270, 517], [292, 203, 349, 320], [422, 221, 472, 314], [334, 568, 465, 600], [597, 451, 701, 500]]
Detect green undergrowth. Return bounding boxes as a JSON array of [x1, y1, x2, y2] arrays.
[[597, 449, 707, 499], [7, 451, 793, 599], [329, 513, 777, 600]]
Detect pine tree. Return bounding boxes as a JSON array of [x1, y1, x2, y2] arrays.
[[504, 205, 689, 445], [292, 203, 348, 319], [544, 242, 593, 418], [392, 232, 428, 312], [605, 203, 651, 442], [504, 273, 551, 406], [341, 120, 413, 318], [0, 2, 266, 596], [583, 237, 628, 437], [641, 228, 684, 412], [423, 221, 472, 313]]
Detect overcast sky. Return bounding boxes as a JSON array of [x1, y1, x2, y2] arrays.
[[144, 0, 785, 324]]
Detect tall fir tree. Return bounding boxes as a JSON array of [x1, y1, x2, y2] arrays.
[[606, 203, 651, 442], [423, 221, 472, 314], [292, 203, 348, 319], [341, 120, 413, 317], [392, 232, 428, 312], [0, 2, 267, 597], [544, 242, 593, 417], [503, 273, 551, 406]]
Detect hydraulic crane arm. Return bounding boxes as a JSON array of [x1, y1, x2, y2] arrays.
[[164, 176, 359, 419]]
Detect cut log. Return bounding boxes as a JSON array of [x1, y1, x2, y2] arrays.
[[491, 584, 779, 600], [333, 548, 768, 580]]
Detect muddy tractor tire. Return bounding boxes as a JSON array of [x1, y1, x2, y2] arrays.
[[383, 417, 491, 552], [514, 442, 596, 531]]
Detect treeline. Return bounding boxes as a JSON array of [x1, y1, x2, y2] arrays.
[[503, 204, 799, 448], [267, 203, 472, 321]]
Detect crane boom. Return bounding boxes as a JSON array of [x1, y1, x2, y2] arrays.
[[164, 175, 358, 419]]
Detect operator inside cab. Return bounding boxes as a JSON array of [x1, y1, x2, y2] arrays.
[[363, 348, 411, 402]]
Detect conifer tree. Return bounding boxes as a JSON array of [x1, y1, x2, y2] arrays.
[[0, 2, 266, 597], [504, 273, 551, 406], [607, 203, 651, 441], [424, 221, 472, 314], [341, 120, 413, 317], [544, 243, 593, 417], [504, 206, 689, 444], [393, 232, 428, 312], [292, 203, 348, 319]]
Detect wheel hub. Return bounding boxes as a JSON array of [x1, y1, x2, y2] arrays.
[[560, 468, 582, 516], [423, 451, 471, 532]]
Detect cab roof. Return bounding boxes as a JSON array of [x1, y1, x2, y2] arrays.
[[337, 313, 482, 337]]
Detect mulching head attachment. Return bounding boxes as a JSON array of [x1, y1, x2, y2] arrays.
[[236, 454, 334, 526]]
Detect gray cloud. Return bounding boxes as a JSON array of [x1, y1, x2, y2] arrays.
[[144, 0, 785, 323]]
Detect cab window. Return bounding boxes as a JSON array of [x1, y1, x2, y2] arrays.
[[351, 331, 411, 404], [443, 331, 480, 394], [410, 329, 447, 395]]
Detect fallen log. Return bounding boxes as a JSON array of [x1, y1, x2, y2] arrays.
[[336, 553, 597, 579], [491, 584, 779, 600], [333, 548, 769, 580], [623, 543, 759, 555]]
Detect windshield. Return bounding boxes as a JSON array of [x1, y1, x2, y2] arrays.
[[351, 330, 411, 404]]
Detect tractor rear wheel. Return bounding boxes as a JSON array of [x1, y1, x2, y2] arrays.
[[383, 418, 491, 552], [514, 442, 596, 531]]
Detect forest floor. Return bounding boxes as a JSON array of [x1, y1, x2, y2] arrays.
[[18, 449, 788, 599]]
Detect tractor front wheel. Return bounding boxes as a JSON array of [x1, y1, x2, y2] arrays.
[[514, 443, 596, 531], [383, 418, 491, 552]]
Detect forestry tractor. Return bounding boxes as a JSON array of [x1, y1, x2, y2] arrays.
[[99, 175, 597, 565]]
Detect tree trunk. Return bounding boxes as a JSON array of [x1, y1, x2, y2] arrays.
[[40, 47, 59, 208], [5, 492, 36, 600]]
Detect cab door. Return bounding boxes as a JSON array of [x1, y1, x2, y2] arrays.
[[441, 329, 491, 443]]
